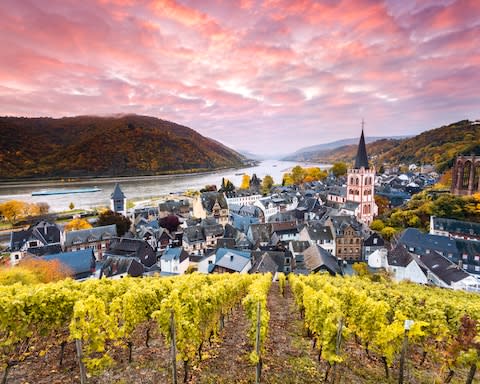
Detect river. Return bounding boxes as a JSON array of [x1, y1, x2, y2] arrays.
[[0, 160, 330, 212]]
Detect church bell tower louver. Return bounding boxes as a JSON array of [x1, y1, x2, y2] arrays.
[[346, 120, 378, 226]]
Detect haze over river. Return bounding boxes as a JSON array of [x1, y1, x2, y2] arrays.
[[0, 160, 330, 212]]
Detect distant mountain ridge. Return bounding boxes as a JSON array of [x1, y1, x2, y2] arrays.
[[286, 135, 409, 159], [0, 115, 245, 179], [284, 120, 480, 172]]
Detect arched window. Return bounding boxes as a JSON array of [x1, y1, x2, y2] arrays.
[[463, 161, 472, 188], [355, 178, 359, 185], [350, 177, 354, 184], [474, 163, 480, 190]]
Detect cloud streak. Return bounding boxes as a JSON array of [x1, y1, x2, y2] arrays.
[[0, 0, 479, 155]]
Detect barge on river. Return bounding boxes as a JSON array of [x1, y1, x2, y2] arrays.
[[31, 187, 102, 196]]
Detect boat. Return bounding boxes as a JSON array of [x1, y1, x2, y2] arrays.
[[32, 187, 102, 196]]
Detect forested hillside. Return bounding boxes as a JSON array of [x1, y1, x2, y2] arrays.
[[288, 120, 480, 172], [0, 115, 245, 179]]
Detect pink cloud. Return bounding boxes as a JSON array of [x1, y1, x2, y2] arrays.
[[0, 0, 478, 156]]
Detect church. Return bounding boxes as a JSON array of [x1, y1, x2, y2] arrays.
[[328, 124, 378, 226]]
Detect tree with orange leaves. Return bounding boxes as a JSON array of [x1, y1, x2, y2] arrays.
[[64, 218, 92, 232]]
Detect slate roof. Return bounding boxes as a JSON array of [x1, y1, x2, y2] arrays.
[[303, 244, 341, 275], [213, 248, 251, 272], [161, 247, 189, 263], [64, 224, 116, 247], [431, 217, 480, 238], [27, 244, 63, 256], [364, 232, 385, 247], [421, 251, 471, 285], [101, 256, 144, 277], [216, 238, 236, 249], [10, 221, 61, 251], [111, 183, 126, 199], [248, 223, 273, 243], [43, 249, 95, 279], [251, 250, 286, 272], [203, 223, 224, 238], [290, 240, 311, 253], [305, 225, 333, 241], [250, 252, 279, 274], [354, 129, 369, 169], [105, 237, 156, 267], [200, 192, 228, 213], [387, 245, 414, 267], [183, 225, 206, 243], [397, 228, 458, 257], [159, 200, 190, 215]]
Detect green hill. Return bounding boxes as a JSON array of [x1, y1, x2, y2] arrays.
[[288, 120, 480, 172], [0, 115, 245, 179]]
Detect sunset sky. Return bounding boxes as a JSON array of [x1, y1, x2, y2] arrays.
[[1, 0, 479, 156]]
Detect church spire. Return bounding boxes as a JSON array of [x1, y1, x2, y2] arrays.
[[354, 119, 369, 169]]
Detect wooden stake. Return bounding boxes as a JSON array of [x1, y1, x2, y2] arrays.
[[75, 339, 87, 384], [170, 311, 178, 384], [255, 301, 262, 384]]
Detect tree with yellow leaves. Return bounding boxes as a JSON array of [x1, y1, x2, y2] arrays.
[[64, 218, 92, 232], [240, 174, 250, 189]]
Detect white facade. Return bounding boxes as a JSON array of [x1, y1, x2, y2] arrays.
[[226, 194, 262, 206], [388, 260, 428, 284], [198, 253, 216, 273], [160, 255, 190, 275]]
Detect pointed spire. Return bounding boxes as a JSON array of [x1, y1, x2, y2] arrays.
[[111, 183, 126, 199], [354, 120, 369, 169]]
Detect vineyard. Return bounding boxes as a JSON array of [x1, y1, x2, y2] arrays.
[[0, 273, 479, 383]]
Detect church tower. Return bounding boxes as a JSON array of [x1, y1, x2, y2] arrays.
[[110, 183, 127, 216], [346, 121, 378, 226]]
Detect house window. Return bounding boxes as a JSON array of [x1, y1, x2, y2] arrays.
[[463, 254, 468, 260], [409, 247, 414, 252], [373, 238, 378, 245], [208, 260, 213, 265], [29, 241, 38, 247], [475, 266, 480, 272], [475, 255, 480, 261], [463, 264, 468, 270], [285, 257, 291, 265]]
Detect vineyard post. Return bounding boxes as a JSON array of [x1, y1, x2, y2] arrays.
[[399, 320, 413, 384], [170, 311, 178, 384], [75, 339, 87, 384], [331, 318, 344, 384], [255, 301, 262, 384]]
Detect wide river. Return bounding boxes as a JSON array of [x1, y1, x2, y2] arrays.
[[0, 160, 330, 212]]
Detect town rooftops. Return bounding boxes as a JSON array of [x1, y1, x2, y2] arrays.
[[421, 251, 472, 285], [398, 228, 458, 256], [431, 216, 480, 239], [212, 248, 251, 272], [161, 247, 188, 263], [387, 244, 414, 267], [303, 244, 341, 275], [43, 249, 95, 279], [64, 224, 116, 246]]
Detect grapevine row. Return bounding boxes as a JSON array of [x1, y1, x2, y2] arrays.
[[289, 274, 480, 382]]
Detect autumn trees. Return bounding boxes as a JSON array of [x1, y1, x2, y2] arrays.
[[64, 218, 92, 232], [282, 166, 328, 186], [97, 210, 132, 236], [0, 200, 49, 224]]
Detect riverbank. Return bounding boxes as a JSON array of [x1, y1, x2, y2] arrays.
[[0, 163, 258, 189]]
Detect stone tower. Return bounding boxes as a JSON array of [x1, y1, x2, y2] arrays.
[[346, 123, 378, 226], [110, 183, 127, 216], [451, 155, 480, 196]]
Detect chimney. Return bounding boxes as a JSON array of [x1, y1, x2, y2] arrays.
[[458, 260, 463, 270], [230, 254, 234, 262]]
